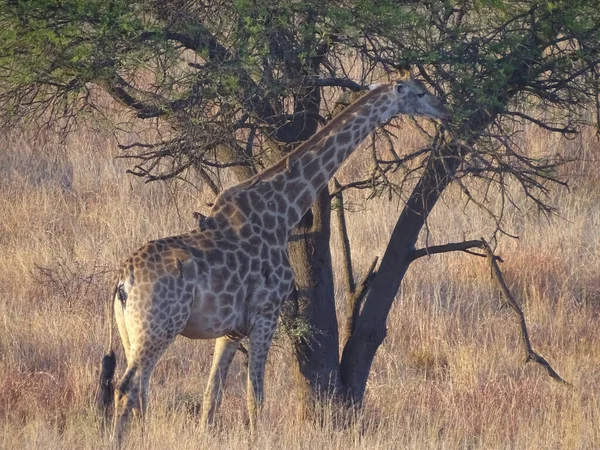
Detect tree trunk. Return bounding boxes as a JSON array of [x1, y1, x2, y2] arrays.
[[287, 187, 343, 417], [339, 142, 462, 403]]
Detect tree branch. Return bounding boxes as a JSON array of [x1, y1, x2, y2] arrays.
[[408, 239, 487, 262], [504, 111, 577, 134], [407, 238, 569, 385], [308, 78, 367, 91], [347, 257, 378, 346], [481, 240, 570, 385]]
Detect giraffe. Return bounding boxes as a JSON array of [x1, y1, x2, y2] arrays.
[[98, 72, 450, 441]]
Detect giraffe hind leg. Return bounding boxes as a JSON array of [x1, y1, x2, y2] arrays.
[[113, 335, 176, 443], [201, 336, 240, 431]]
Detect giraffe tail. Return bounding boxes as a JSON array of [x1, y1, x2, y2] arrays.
[[98, 283, 118, 430]]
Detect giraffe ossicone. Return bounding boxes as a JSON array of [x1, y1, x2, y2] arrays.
[[98, 75, 450, 442]]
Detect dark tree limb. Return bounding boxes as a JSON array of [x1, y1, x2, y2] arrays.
[[308, 78, 367, 91], [332, 178, 357, 345], [408, 239, 487, 261], [347, 257, 378, 345], [481, 240, 571, 386]]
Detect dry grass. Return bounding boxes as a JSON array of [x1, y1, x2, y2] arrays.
[[1, 120, 599, 449]]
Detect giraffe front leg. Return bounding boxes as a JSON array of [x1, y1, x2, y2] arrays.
[[246, 317, 277, 433], [201, 336, 240, 430]]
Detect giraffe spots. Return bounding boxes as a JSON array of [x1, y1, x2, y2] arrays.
[[248, 235, 262, 247], [283, 268, 294, 281], [257, 183, 275, 200], [263, 213, 276, 230], [228, 272, 242, 292], [270, 173, 286, 192], [230, 210, 246, 228], [249, 212, 262, 226], [251, 224, 262, 236], [260, 229, 277, 243], [220, 202, 236, 218], [211, 266, 231, 293], [241, 240, 257, 255], [239, 224, 252, 239], [206, 250, 224, 266], [222, 239, 238, 252], [221, 306, 233, 318], [286, 179, 305, 200], [311, 171, 326, 189], [137, 270, 149, 284], [270, 249, 282, 267], [287, 161, 303, 179], [247, 189, 261, 204], [225, 252, 238, 271], [161, 277, 175, 294], [272, 193, 286, 214], [250, 258, 261, 273], [259, 244, 270, 262], [287, 206, 300, 225], [303, 156, 322, 178], [236, 252, 250, 275], [323, 159, 336, 173], [221, 226, 237, 241], [221, 293, 234, 307], [197, 238, 216, 250], [203, 293, 218, 314], [296, 188, 313, 210], [195, 259, 210, 275], [373, 97, 385, 108], [337, 131, 352, 145]]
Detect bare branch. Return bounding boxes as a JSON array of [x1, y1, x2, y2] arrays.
[[308, 78, 367, 91], [408, 239, 486, 261], [504, 111, 577, 134], [481, 240, 571, 385]]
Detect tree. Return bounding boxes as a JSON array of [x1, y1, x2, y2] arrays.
[[1, 0, 599, 413]]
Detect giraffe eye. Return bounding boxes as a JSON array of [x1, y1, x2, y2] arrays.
[[417, 93, 426, 98], [396, 83, 404, 93]]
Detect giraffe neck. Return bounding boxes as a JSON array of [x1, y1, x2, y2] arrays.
[[209, 85, 398, 241], [273, 86, 396, 228]]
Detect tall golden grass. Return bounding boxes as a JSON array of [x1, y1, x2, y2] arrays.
[[1, 120, 599, 449]]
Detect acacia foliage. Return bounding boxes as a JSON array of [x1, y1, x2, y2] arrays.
[[1, 1, 598, 199]]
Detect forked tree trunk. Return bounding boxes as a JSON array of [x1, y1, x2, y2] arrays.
[[285, 140, 463, 410], [337, 101, 510, 403], [339, 142, 461, 403]]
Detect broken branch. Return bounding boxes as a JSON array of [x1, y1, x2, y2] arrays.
[[481, 240, 570, 385]]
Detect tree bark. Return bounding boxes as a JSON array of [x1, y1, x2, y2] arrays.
[[287, 187, 343, 417]]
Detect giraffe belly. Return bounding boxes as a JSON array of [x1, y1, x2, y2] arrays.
[[180, 291, 243, 340], [180, 323, 227, 340]]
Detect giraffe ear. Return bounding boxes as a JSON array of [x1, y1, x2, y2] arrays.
[[387, 66, 412, 83], [396, 66, 412, 80]]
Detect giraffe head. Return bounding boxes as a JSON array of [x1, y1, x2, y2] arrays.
[[374, 72, 450, 122]]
